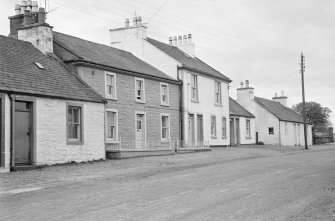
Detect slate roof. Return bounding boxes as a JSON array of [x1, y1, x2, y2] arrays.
[[229, 97, 255, 118], [53, 32, 177, 82], [254, 96, 306, 123], [0, 35, 104, 103], [146, 38, 231, 82]]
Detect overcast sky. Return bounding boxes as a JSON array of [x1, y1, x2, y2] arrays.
[[1, 0, 335, 125]]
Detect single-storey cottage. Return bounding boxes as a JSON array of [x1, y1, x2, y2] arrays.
[[109, 17, 232, 148], [229, 97, 255, 145], [236, 81, 313, 146], [1, 7, 106, 172]]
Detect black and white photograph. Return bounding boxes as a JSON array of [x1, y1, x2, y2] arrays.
[[0, 0, 334, 220]]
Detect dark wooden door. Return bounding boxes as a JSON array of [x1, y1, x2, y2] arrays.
[[197, 115, 203, 146], [14, 101, 31, 164], [230, 118, 235, 146], [235, 118, 240, 145]]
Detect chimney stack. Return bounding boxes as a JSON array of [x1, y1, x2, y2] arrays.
[[272, 90, 288, 106], [237, 80, 255, 103], [171, 33, 195, 56]]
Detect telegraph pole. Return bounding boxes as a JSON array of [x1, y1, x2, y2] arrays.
[[300, 53, 308, 150]]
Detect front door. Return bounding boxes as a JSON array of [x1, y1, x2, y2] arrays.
[[14, 101, 32, 164], [197, 115, 203, 147], [136, 114, 145, 149], [188, 114, 195, 147], [230, 118, 235, 146], [235, 118, 240, 145]]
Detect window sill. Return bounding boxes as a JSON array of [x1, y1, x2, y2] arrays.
[[106, 140, 119, 144], [215, 103, 222, 107], [161, 139, 170, 143], [160, 103, 170, 107], [136, 100, 146, 104], [191, 99, 199, 103], [211, 136, 217, 139], [246, 137, 252, 139], [106, 96, 117, 101], [222, 137, 227, 139], [67, 140, 84, 145]]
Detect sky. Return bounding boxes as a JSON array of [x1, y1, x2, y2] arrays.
[[1, 0, 335, 125]]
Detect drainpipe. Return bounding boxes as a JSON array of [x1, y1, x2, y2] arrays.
[[177, 66, 184, 151], [9, 94, 15, 171]]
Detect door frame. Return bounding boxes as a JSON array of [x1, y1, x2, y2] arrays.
[[188, 113, 195, 146], [0, 94, 6, 167], [230, 118, 235, 146], [196, 114, 203, 146], [12, 96, 36, 166], [135, 111, 146, 149], [235, 118, 240, 145]]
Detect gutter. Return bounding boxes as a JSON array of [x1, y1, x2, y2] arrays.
[[177, 66, 184, 145], [9, 94, 14, 171]]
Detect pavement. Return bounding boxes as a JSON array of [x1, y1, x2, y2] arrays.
[[0, 144, 335, 221]]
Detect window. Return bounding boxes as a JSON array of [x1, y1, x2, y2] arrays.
[[160, 83, 169, 106], [222, 117, 227, 139], [269, 127, 274, 135], [67, 104, 83, 144], [161, 114, 170, 141], [135, 78, 145, 102], [105, 72, 116, 99], [106, 110, 118, 142], [211, 115, 216, 138], [246, 119, 251, 138], [214, 81, 222, 105], [191, 74, 198, 101]]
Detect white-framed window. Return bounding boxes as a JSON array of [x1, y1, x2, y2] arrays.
[[106, 109, 118, 143], [67, 104, 83, 144], [105, 72, 117, 100], [160, 83, 169, 106], [246, 119, 251, 138], [161, 114, 170, 142], [191, 74, 198, 101], [135, 78, 145, 102], [211, 115, 216, 138], [222, 117, 227, 139], [214, 81, 222, 105], [269, 127, 274, 135]]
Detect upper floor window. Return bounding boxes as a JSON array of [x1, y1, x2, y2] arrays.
[[214, 81, 222, 105], [67, 104, 83, 144], [211, 115, 217, 138], [191, 74, 198, 101], [160, 83, 169, 106], [135, 78, 145, 102], [105, 72, 116, 99], [106, 110, 118, 142], [246, 119, 251, 138], [222, 117, 227, 139]]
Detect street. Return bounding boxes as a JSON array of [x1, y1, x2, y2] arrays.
[[1, 144, 335, 221]]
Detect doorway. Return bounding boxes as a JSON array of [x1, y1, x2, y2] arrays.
[[14, 101, 33, 164], [188, 114, 195, 147], [136, 113, 145, 149], [230, 118, 235, 146], [197, 115, 203, 147], [235, 118, 240, 145]]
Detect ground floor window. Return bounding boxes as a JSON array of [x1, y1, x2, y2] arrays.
[[268, 127, 274, 135], [107, 110, 118, 142], [161, 114, 170, 141], [222, 117, 227, 139], [67, 104, 83, 144], [211, 115, 217, 138], [246, 119, 251, 138]]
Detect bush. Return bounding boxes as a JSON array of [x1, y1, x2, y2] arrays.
[[256, 141, 264, 145]]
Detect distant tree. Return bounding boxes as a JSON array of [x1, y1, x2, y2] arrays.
[[292, 102, 332, 127]]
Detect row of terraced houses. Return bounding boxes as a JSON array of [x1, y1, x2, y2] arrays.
[[0, 3, 312, 172]]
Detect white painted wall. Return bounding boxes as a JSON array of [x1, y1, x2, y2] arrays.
[[237, 117, 256, 145], [182, 70, 230, 146], [279, 121, 313, 146], [35, 98, 105, 165], [2, 94, 11, 170]]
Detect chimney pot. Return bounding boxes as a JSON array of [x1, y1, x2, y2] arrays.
[[281, 90, 284, 96], [32, 1, 38, 13], [188, 34, 192, 43], [169, 37, 173, 45], [133, 17, 137, 26], [137, 16, 142, 25], [21, 1, 27, 14], [173, 36, 177, 45], [183, 35, 187, 44], [125, 18, 129, 27], [178, 36, 182, 44], [27, 0, 32, 7], [15, 4, 21, 15], [23, 10, 32, 26], [240, 82, 244, 88], [245, 80, 249, 88], [38, 7, 46, 24], [275, 93, 277, 97]]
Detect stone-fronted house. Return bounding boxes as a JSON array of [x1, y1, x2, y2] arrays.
[[229, 98, 255, 146], [52, 33, 181, 158], [1, 7, 106, 172], [236, 81, 313, 146], [109, 17, 232, 147]]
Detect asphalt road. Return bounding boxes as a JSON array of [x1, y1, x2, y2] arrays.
[[1, 146, 335, 221]]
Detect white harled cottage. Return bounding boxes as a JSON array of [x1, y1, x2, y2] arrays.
[[109, 17, 232, 147], [235, 81, 313, 146]]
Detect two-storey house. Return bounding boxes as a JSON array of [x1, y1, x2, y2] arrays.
[[109, 17, 232, 147]]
